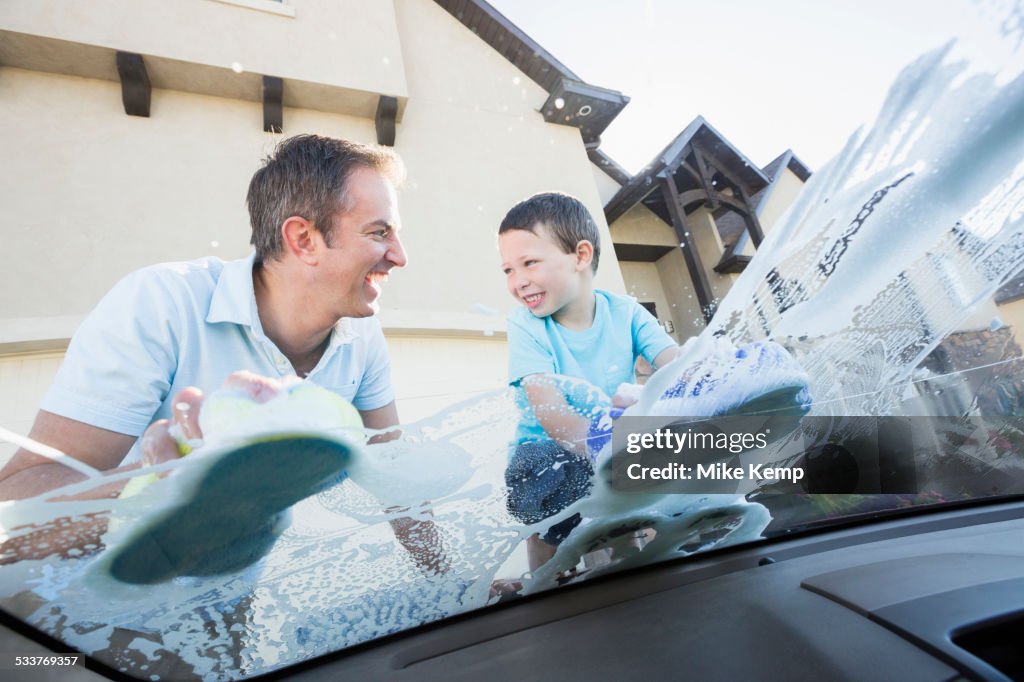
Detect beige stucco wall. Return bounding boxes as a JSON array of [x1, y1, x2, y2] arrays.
[[742, 165, 806, 256], [609, 203, 677, 246], [0, 0, 408, 109], [0, 66, 377, 347], [0, 0, 629, 432], [591, 164, 623, 205]]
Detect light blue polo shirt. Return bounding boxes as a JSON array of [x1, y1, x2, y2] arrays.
[[41, 253, 395, 463], [507, 289, 676, 443]]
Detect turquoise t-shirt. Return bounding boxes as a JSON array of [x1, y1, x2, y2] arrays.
[[507, 290, 676, 443]]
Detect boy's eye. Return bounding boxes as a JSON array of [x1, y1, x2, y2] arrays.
[[524, 260, 537, 267], [502, 267, 512, 275]]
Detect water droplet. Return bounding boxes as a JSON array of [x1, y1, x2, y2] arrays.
[[382, 57, 391, 65], [210, 240, 220, 248], [554, 97, 565, 110], [231, 61, 244, 74], [512, 76, 521, 85]]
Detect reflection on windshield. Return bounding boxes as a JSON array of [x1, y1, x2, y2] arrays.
[[3, 9, 1024, 682]]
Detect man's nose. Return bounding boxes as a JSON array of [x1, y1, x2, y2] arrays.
[[387, 233, 408, 268]]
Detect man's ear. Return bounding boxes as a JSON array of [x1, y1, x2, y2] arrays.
[[575, 240, 594, 271], [281, 216, 323, 264]]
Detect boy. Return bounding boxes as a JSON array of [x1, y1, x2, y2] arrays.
[[498, 192, 679, 569]]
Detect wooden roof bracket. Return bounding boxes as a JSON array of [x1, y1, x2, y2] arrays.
[[375, 95, 398, 146], [115, 52, 150, 117], [690, 143, 720, 211], [262, 76, 283, 133]]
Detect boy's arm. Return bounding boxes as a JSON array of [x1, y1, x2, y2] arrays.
[[653, 344, 680, 369], [507, 315, 594, 456], [521, 375, 593, 458], [632, 301, 680, 371]]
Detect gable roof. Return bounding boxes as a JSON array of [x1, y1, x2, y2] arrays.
[[603, 116, 770, 225]]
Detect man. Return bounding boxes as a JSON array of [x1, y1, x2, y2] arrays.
[[0, 134, 408, 501]]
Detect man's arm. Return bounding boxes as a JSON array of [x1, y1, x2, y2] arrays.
[[358, 401, 401, 443], [360, 400, 450, 575], [0, 410, 136, 501]]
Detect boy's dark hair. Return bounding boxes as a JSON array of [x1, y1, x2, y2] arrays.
[[498, 192, 601, 272], [247, 134, 404, 262]]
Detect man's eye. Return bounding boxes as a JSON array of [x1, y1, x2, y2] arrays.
[[374, 228, 391, 239]]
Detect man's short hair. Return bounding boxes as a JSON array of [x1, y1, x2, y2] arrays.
[[498, 192, 601, 272], [247, 134, 404, 262]]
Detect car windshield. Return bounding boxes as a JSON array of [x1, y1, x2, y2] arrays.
[[2, 2, 1024, 680]]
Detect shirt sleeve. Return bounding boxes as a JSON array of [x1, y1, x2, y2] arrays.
[[39, 268, 183, 437], [351, 320, 396, 411], [507, 313, 556, 385], [632, 301, 677, 367]]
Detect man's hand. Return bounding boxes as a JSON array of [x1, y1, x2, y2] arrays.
[[139, 371, 289, 468], [139, 387, 204, 468]]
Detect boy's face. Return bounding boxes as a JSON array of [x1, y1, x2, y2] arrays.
[[499, 225, 585, 319]]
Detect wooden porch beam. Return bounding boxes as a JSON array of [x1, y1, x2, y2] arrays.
[[661, 174, 716, 321], [737, 186, 765, 248]]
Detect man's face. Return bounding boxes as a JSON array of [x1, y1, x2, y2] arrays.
[[320, 166, 407, 318]]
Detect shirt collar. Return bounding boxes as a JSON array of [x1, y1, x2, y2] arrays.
[[206, 252, 258, 327]]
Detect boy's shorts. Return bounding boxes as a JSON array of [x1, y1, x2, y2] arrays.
[[505, 440, 593, 545]]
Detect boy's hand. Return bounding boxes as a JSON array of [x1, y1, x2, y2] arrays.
[[611, 382, 644, 410]]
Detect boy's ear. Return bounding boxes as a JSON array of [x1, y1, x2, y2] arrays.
[[281, 216, 323, 265], [574, 240, 594, 271]]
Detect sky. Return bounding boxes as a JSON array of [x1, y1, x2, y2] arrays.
[[486, 0, 993, 174]]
